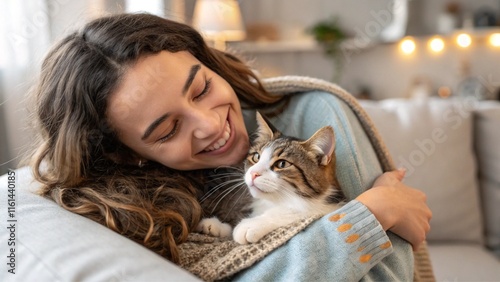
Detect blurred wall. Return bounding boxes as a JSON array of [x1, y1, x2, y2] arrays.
[[1, 0, 499, 174], [0, 72, 10, 175], [233, 0, 500, 99], [0, 0, 185, 172]]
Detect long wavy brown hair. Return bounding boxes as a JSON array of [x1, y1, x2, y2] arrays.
[[29, 13, 284, 263]]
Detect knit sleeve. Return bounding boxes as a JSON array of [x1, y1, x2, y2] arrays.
[[233, 200, 413, 281]]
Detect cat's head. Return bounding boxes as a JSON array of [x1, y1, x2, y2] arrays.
[[244, 112, 340, 202]]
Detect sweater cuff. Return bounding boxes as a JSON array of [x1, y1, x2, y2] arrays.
[[323, 200, 394, 269]]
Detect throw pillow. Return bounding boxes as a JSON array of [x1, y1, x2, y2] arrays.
[[360, 98, 483, 243]]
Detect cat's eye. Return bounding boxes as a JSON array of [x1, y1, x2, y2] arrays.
[[274, 160, 291, 169], [250, 152, 260, 163]]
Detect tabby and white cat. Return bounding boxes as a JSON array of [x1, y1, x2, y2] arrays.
[[197, 112, 345, 244]]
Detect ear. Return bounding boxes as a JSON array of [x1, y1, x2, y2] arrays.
[[303, 126, 336, 166], [254, 112, 274, 143]]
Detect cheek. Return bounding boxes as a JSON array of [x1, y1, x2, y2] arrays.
[[244, 172, 252, 186], [244, 164, 257, 186], [215, 77, 239, 104], [149, 143, 193, 169], [245, 163, 278, 185]]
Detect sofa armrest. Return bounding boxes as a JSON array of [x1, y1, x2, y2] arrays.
[[0, 166, 201, 282], [474, 101, 500, 257]]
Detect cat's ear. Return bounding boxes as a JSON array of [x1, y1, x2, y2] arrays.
[[303, 126, 336, 166], [254, 112, 274, 142]]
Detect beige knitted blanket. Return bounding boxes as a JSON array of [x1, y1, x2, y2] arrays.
[[178, 76, 435, 282]]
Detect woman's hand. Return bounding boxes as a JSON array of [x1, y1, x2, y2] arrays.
[[356, 169, 432, 251]]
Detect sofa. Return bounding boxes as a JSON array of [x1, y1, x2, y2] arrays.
[[360, 97, 500, 281], [1, 95, 499, 281]]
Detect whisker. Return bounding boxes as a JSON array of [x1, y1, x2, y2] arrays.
[[204, 181, 244, 205], [220, 184, 249, 222], [206, 172, 243, 183], [225, 182, 247, 202], [213, 166, 244, 173], [210, 182, 246, 214], [200, 178, 243, 202], [213, 181, 244, 201], [274, 182, 296, 202]]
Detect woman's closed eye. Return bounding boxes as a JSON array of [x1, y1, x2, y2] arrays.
[[194, 78, 212, 101], [157, 120, 179, 143], [156, 78, 212, 143]]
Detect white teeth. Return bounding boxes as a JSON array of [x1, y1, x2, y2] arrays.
[[204, 121, 231, 152], [217, 139, 225, 147]]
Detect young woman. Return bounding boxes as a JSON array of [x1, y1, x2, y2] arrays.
[[29, 13, 431, 280]]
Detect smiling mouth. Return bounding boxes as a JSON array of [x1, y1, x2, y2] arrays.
[[203, 121, 231, 152]]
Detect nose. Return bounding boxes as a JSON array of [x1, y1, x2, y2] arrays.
[[192, 108, 220, 139], [251, 172, 260, 181]]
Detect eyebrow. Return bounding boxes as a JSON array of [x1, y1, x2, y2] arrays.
[[141, 64, 201, 141], [182, 64, 201, 95], [141, 113, 169, 141]]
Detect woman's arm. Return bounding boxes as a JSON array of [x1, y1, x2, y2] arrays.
[[233, 171, 413, 281], [234, 170, 430, 281], [233, 199, 407, 281]]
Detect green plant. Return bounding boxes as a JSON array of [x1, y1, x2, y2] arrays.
[[308, 17, 347, 82]]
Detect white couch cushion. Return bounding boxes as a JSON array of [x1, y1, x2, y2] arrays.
[[360, 98, 483, 243], [427, 244, 500, 281], [0, 166, 200, 282], [474, 101, 500, 252]]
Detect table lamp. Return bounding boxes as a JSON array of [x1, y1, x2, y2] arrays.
[[192, 0, 246, 50]]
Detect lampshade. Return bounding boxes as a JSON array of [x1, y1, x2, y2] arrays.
[[192, 0, 246, 42]]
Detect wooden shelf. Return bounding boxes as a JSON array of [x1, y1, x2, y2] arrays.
[[228, 37, 376, 54], [228, 40, 320, 53]]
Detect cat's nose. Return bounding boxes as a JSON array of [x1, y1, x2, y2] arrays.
[[251, 172, 260, 181]]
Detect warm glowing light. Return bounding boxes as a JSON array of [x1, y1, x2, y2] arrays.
[[400, 38, 416, 55], [429, 37, 445, 53], [489, 33, 500, 47], [438, 86, 452, 98], [456, 33, 472, 48]]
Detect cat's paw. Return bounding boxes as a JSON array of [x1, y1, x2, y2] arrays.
[[196, 217, 232, 238], [233, 218, 270, 244]]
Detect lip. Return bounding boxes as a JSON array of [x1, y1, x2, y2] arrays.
[[197, 111, 235, 155]]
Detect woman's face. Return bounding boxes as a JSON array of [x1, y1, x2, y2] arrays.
[[107, 51, 250, 170]]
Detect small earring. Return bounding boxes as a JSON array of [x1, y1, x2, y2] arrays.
[[138, 159, 146, 168]]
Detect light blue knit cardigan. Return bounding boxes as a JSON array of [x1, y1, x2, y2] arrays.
[[179, 76, 432, 282]]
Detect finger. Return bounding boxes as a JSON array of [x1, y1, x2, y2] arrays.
[[411, 233, 424, 251], [412, 243, 420, 252]]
